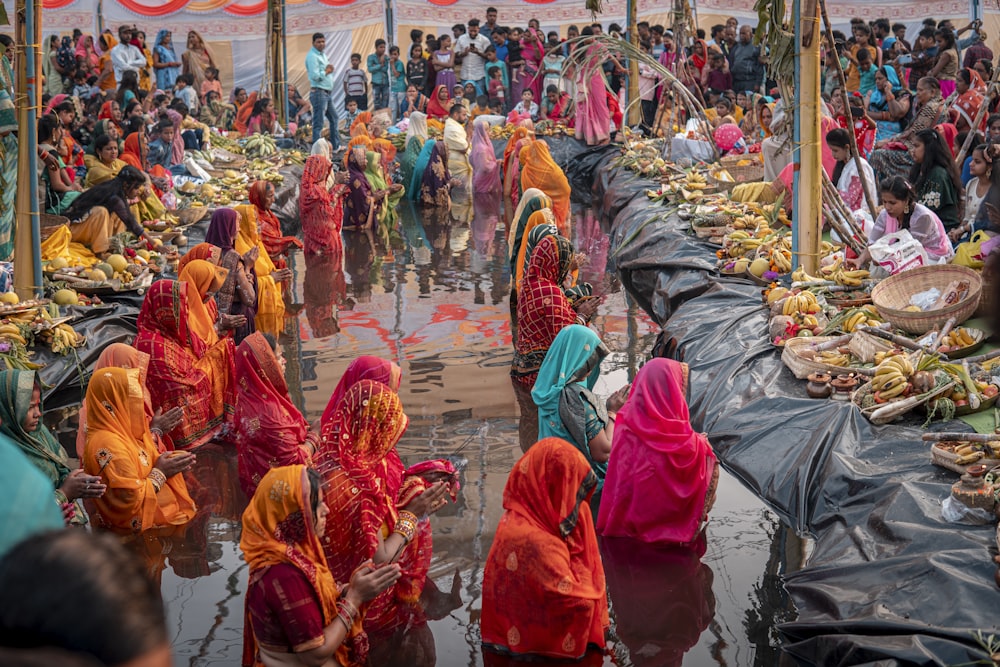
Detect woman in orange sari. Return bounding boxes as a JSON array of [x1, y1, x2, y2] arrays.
[[315, 380, 449, 659], [178, 259, 228, 345], [502, 122, 535, 227], [134, 280, 236, 449], [249, 180, 302, 269], [519, 140, 572, 237], [234, 91, 257, 135], [481, 437, 608, 660], [235, 333, 318, 497], [241, 465, 401, 667], [234, 204, 289, 337], [82, 367, 197, 534]]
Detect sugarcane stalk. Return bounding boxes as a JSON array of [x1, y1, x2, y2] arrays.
[[960, 347, 1000, 364], [931, 317, 957, 351], [817, 0, 878, 220], [922, 432, 1000, 442], [822, 173, 867, 243], [955, 67, 1000, 166], [822, 203, 865, 256], [869, 381, 955, 425], [855, 325, 928, 352]]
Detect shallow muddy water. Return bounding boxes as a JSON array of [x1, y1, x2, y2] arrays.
[[55, 196, 798, 666]]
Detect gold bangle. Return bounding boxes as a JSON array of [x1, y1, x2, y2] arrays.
[[148, 468, 166, 492]]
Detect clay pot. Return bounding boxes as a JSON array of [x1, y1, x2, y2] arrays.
[[830, 374, 859, 401], [806, 372, 832, 399]]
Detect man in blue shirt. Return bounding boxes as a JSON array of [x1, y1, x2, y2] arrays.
[[491, 29, 508, 63], [367, 39, 389, 112], [306, 32, 340, 149]]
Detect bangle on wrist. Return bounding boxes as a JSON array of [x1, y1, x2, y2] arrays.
[[149, 468, 166, 492], [394, 510, 419, 542], [150, 426, 163, 438]]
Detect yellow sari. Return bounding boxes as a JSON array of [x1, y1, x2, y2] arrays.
[[83, 367, 196, 533], [234, 205, 285, 336], [82, 154, 170, 223]]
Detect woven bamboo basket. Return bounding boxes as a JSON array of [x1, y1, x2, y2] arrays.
[[975, 273, 992, 317], [718, 154, 765, 183], [781, 336, 855, 379], [870, 265, 982, 334], [40, 214, 68, 241], [930, 443, 1000, 474], [848, 330, 894, 363]]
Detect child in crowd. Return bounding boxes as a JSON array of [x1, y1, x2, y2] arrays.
[[472, 94, 491, 118], [452, 84, 470, 110], [147, 120, 175, 169], [484, 45, 507, 87], [542, 43, 565, 93], [367, 39, 389, 111], [340, 98, 360, 136], [388, 45, 407, 122], [200, 67, 222, 105], [407, 43, 429, 95], [174, 74, 199, 115], [344, 53, 369, 111], [487, 66, 506, 111], [855, 47, 876, 96], [513, 88, 539, 121], [710, 96, 736, 128]]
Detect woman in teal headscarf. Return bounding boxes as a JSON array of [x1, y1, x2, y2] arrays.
[[0, 370, 105, 525], [868, 65, 909, 142], [0, 434, 64, 557], [531, 324, 616, 510], [408, 136, 438, 202], [401, 111, 428, 192]]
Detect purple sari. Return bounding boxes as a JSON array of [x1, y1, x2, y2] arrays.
[[420, 141, 451, 208], [345, 149, 378, 231], [205, 207, 257, 343]]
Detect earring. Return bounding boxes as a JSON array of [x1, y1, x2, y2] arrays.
[[904, 203, 912, 214]]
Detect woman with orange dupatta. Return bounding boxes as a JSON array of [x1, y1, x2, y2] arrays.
[[121, 131, 173, 200], [249, 180, 302, 269], [235, 333, 319, 497], [83, 367, 197, 534], [597, 358, 718, 545], [76, 343, 182, 458], [519, 140, 572, 237], [481, 437, 608, 660], [134, 280, 237, 450], [234, 204, 290, 337], [502, 121, 535, 228], [234, 91, 258, 135], [953, 68, 987, 134], [241, 465, 402, 667], [180, 258, 249, 341], [315, 381, 449, 661]]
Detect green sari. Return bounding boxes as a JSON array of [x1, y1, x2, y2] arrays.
[[365, 150, 403, 244], [400, 136, 424, 195], [0, 370, 84, 524]]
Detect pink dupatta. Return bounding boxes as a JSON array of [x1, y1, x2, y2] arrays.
[[469, 121, 501, 193]]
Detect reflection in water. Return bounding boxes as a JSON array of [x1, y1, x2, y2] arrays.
[[44, 192, 800, 666], [603, 534, 716, 667]]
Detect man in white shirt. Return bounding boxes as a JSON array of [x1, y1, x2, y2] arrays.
[[444, 104, 471, 190], [110, 25, 147, 86], [455, 19, 491, 96]]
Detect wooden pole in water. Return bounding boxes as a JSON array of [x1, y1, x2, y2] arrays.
[[13, 0, 43, 299], [794, 0, 822, 275], [626, 0, 640, 127]]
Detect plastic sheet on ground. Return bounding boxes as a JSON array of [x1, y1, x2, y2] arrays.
[[594, 157, 1000, 665]]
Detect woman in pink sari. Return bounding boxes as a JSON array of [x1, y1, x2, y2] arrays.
[[575, 27, 611, 146], [470, 120, 501, 194], [520, 24, 546, 103], [597, 358, 719, 545]]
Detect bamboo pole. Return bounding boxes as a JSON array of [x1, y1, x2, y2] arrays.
[[817, 0, 878, 221], [795, 0, 822, 275], [625, 0, 640, 127], [955, 66, 1000, 166], [13, 0, 42, 300]]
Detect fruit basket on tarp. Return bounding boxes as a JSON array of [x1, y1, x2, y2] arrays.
[[871, 265, 982, 334]]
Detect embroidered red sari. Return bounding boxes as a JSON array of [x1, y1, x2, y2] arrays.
[[300, 155, 347, 256], [134, 280, 236, 449], [234, 333, 314, 497], [481, 437, 608, 659]]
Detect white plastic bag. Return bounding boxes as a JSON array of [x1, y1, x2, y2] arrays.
[[941, 495, 995, 524], [183, 153, 212, 181], [868, 230, 929, 275]]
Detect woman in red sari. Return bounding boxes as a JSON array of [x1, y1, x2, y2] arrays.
[[134, 280, 236, 449], [241, 465, 401, 667], [596, 358, 719, 545], [426, 85, 451, 121], [481, 437, 608, 660], [249, 180, 301, 269], [299, 155, 348, 256], [234, 333, 318, 497], [315, 380, 449, 661]]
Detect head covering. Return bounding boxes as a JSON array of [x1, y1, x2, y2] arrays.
[[597, 358, 718, 545], [234, 335, 311, 496], [869, 65, 902, 109], [0, 433, 64, 558], [345, 147, 376, 230], [75, 344, 154, 459], [0, 370, 71, 493], [320, 356, 402, 426], [121, 132, 144, 170], [406, 111, 428, 145], [936, 122, 959, 157], [517, 221, 560, 294], [954, 69, 988, 133], [205, 207, 239, 250], [300, 155, 344, 255], [401, 112, 428, 191], [250, 180, 301, 262], [470, 120, 501, 193], [426, 85, 451, 119], [83, 367, 196, 532], [480, 437, 607, 659], [43, 93, 67, 116], [419, 142, 452, 208], [177, 243, 222, 275], [136, 279, 205, 358], [508, 188, 551, 268], [179, 259, 227, 348], [240, 464, 339, 634], [519, 141, 571, 235]]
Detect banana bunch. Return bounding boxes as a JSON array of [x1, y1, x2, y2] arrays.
[[828, 268, 870, 287], [769, 248, 792, 273], [40, 323, 83, 356], [0, 323, 27, 346], [782, 291, 822, 316], [730, 214, 768, 230], [842, 306, 883, 333], [685, 172, 708, 190], [244, 134, 278, 159], [817, 350, 850, 367], [285, 150, 306, 166], [952, 442, 1000, 466], [792, 265, 823, 283], [794, 313, 820, 329], [870, 354, 914, 400], [209, 131, 244, 153], [940, 327, 977, 350]]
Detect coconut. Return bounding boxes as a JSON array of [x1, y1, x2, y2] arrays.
[[749, 257, 770, 278], [47, 257, 69, 271], [94, 262, 115, 279], [0, 292, 18, 305], [53, 289, 78, 305]]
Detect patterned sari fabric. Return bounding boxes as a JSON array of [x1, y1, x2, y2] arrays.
[[0, 370, 83, 523], [519, 141, 572, 237], [76, 344, 158, 458], [315, 381, 408, 661], [344, 148, 379, 232], [178, 259, 228, 347], [502, 125, 534, 226], [234, 204, 285, 337], [177, 243, 221, 275], [300, 155, 347, 256], [597, 358, 719, 545], [83, 367, 196, 533], [250, 180, 302, 268], [470, 121, 501, 193], [419, 141, 452, 208], [234, 333, 313, 497], [481, 437, 608, 659], [134, 280, 236, 449], [241, 465, 357, 667], [511, 235, 577, 387]]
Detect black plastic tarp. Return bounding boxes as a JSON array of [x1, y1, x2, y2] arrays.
[[586, 154, 1000, 666]]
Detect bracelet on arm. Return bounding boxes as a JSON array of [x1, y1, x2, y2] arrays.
[[148, 468, 166, 492], [336, 597, 360, 632], [393, 510, 419, 543]]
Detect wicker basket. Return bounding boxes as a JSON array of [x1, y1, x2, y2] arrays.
[[718, 154, 765, 183], [781, 336, 855, 379], [930, 443, 1000, 474], [40, 214, 68, 241], [870, 265, 982, 334], [848, 330, 894, 363]]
